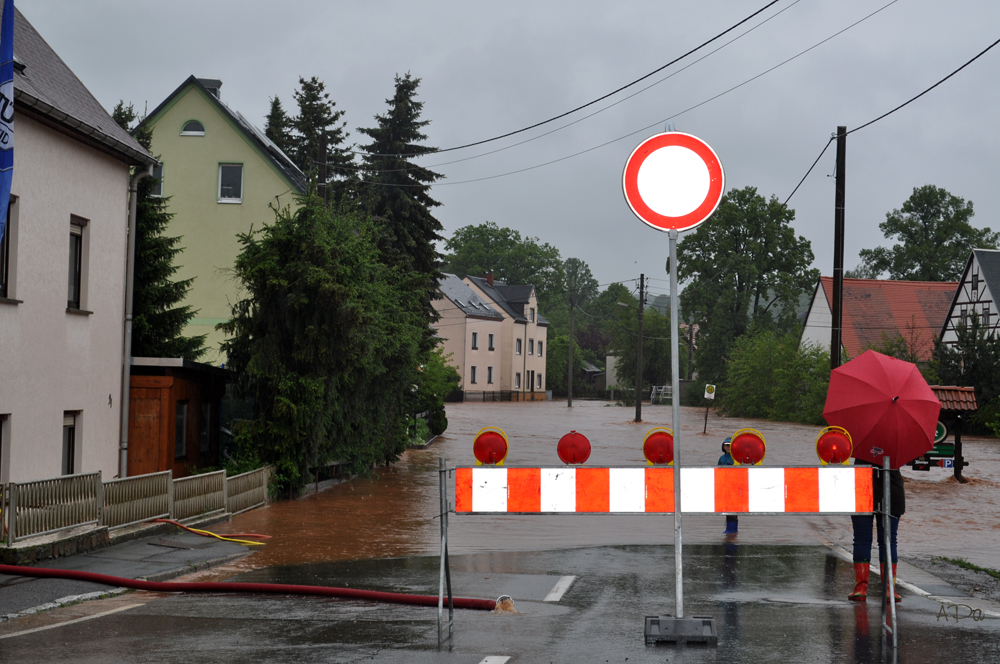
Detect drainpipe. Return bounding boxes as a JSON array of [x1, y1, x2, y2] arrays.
[[119, 163, 155, 478]]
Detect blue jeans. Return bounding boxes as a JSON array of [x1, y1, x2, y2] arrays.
[[851, 514, 899, 563]]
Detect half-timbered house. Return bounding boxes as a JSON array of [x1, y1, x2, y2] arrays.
[[940, 249, 1000, 344]]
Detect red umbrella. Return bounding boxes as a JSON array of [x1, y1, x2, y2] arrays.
[[823, 350, 940, 469]]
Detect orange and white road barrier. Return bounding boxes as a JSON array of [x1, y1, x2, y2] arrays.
[[455, 466, 873, 514]]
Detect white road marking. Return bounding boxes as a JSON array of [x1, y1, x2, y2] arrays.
[[0, 603, 144, 640], [479, 657, 511, 664], [544, 575, 577, 602]]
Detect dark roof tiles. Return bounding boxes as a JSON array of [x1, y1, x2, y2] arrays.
[[929, 385, 978, 412], [438, 274, 503, 319]]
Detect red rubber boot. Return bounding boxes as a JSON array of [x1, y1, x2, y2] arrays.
[[849, 562, 869, 601]]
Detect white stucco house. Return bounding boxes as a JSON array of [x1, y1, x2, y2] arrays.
[[0, 8, 156, 483], [432, 274, 504, 393]]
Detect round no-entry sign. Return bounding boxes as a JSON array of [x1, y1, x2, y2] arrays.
[[622, 132, 725, 232]]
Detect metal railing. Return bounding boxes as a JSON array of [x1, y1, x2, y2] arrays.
[[172, 470, 227, 521], [226, 467, 269, 515], [2, 465, 273, 546], [101, 470, 172, 530], [4, 472, 102, 544]]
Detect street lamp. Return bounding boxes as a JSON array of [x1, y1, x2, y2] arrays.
[[618, 296, 644, 423]]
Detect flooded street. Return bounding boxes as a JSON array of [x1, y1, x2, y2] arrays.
[[212, 400, 1000, 571]]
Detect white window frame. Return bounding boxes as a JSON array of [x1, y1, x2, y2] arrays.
[[538, 341, 543, 357], [537, 373, 543, 389], [488, 333, 495, 351], [515, 372, 521, 389], [470, 366, 478, 384], [487, 366, 494, 384], [471, 331, 478, 350], [218, 163, 244, 203], [62, 412, 77, 475], [516, 339, 522, 355], [181, 119, 206, 136], [150, 162, 164, 197], [530, 308, 535, 323], [67, 216, 90, 312], [528, 339, 534, 355]]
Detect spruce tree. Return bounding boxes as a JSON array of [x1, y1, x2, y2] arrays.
[[357, 73, 443, 311], [114, 101, 206, 360], [264, 95, 293, 156], [287, 77, 354, 200]]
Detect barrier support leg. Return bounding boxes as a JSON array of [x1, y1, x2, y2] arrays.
[[881, 457, 898, 651], [438, 457, 454, 646]]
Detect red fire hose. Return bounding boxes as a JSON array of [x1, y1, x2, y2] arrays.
[[0, 564, 497, 611]]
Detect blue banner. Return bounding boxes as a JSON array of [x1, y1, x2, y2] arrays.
[[0, 0, 13, 241]]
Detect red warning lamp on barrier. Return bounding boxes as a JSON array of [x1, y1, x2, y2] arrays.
[[816, 426, 853, 465], [731, 428, 766, 465], [473, 427, 509, 466], [643, 427, 674, 465], [557, 430, 591, 465]]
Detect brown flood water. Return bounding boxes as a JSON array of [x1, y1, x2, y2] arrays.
[[206, 400, 1000, 575]]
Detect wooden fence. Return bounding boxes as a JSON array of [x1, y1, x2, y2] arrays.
[[2, 466, 271, 546]]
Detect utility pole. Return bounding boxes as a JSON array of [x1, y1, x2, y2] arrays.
[[635, 274, 644, 422], [830, 126, 846, 370], [567, 290, 574, 408]]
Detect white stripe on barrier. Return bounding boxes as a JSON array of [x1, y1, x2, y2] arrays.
[[819, 467, 855, 513], [609, 468, 646, 512], [681, 468, 715, 512], [541, 468, 576, 512], [472, 467, 507, 512], [749, 468, 785, 513]]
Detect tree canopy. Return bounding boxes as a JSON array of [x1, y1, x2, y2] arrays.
[[678, 186, 818, 382], [113, 101, 205, 360], [442, 221, 564, 304], [857, 185, 998, 281]]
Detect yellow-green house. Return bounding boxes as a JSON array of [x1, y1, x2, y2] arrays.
[[143, 76, 305, 363]]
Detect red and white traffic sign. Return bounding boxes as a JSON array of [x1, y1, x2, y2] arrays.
[[622, 132, 725, 232]]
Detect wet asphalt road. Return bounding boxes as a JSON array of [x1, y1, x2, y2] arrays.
[[1, 543, 997, 663]]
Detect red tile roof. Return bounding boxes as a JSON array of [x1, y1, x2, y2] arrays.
[[819, 277, 958, 361], [929, 385, 978, 412]]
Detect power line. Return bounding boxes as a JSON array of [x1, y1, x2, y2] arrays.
[[784, 32, 1000, 206], [352, 0, 897, 188]]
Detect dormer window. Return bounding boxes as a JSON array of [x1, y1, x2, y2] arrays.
[[181, 120, 205, 136]]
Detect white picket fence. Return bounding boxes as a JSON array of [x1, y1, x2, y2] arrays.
[[1, 466, 271, 545]]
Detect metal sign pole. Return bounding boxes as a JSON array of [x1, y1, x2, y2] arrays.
[[669, 229, 683, 619]]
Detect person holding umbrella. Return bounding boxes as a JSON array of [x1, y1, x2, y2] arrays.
[[823, 350, 940, 603]]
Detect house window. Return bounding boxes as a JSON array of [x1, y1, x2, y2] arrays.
[[218, 164, 243, 202], [470, 366, 478, 384], [175, 401, 189, 459], [516, 339, 522, 355], [538, 341, 543, 357], [960, 306, 968, 328], [200, 401, 212, 454], [0, 202, 11, 299], [487, 366, 494, 384], [488, 333, 495, 351], [515, 372, 521, 389], [984, 303, 992, 327], [537, 373, 543, 389], [181, 120, 205, 136], [150, 162, 164, 197], [0, 414, 8, 483], [62, 412, 76, 475], [530, 308, 535, 323], [471, 332, 478, 350], [67, 217, 87, 310], [528, 339, 534, 355], [972, 273, 979, 292]]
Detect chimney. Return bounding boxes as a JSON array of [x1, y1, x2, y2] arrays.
[[486, 272, 494, 287], [197, 78, 223, 99]]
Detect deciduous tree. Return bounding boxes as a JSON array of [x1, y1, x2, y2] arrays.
[[858, 185, 998, 281]]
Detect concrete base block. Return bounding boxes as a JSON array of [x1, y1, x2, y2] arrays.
[[644, 615, 718, 646]]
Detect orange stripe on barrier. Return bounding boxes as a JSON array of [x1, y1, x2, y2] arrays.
[[507, 468, 541, 512], [645, 467, 674, 512], [784, 468, 819, 512], [715, 467, 748, 512], [455, 468, 473, 513], [576, 468, 610, 512], [855, 467, 874, 512]]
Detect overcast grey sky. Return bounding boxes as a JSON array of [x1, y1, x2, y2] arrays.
[[20, 0, 1000, 296]]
